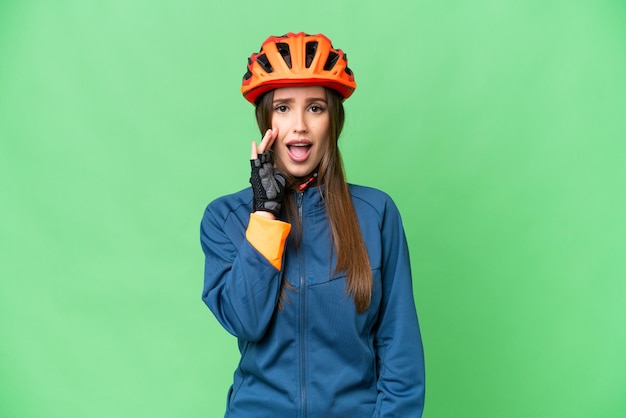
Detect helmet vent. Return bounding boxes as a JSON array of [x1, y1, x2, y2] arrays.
[[276, 43, 292, 68], [343, 54, 353, 75], [305, 42, 318, 68], [256, 54, 274, 73], [243, 58, 253, 80], [323, 51, 339, 71]]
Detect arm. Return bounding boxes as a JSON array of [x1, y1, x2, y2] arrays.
[[200, 208, 290, 342], [200, 127, 291, 341], [374, 199, 425, 417]]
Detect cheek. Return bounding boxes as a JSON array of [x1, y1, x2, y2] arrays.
[[311, 137, 330, 166], [271, 138, 287, 163], [271, 115, 289, 131], [317, 119, 330, 141], [270, 115, 281, 135]]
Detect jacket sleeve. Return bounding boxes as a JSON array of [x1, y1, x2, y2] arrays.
[[374, 199, 425, 417], [200, 206, 291, 342]]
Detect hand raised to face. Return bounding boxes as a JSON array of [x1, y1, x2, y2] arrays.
[[249, 128, 286, 219], [251, 128, 278, 160]]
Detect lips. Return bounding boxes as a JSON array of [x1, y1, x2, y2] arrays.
[[286, 140, 312, 163]]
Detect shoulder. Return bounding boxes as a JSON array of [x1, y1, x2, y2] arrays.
[[348, 184, 400, 217], [202, 187, 252, 224], [200, 188, 252, 252]]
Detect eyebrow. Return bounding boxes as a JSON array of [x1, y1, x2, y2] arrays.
[[272, 97, 328, 104]]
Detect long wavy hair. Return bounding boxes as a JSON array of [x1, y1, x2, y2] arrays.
[[254, 87, 372, 313]]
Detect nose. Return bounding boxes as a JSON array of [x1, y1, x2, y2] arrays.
[[293, 110, 308, 133]]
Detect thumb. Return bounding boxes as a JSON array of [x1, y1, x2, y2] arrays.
[[250, 141, 258, 160]]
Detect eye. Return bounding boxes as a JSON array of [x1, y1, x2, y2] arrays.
[[309, 104, 326, 113], [274, 104, 288, 113]]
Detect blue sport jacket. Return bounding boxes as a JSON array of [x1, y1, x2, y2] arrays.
[[200, 184, 425, 417]]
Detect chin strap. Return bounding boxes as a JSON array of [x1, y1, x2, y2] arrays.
[[298, 172, 318, 191]]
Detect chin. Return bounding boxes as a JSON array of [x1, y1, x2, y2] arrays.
[[289, 169, 309, 178], [285, 166, 313, 179]]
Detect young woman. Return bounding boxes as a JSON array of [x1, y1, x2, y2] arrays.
[[200, 32, 425, 417]]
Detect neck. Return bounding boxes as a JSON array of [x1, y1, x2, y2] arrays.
[[297, 172, 318, 191]]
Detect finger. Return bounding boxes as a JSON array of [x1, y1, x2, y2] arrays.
[[266, 127, 278, 150], [250, 141, 258, 160], [258, 128, 277, 154]]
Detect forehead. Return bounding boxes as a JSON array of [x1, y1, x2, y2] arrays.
[[272, 86, 326, 100]]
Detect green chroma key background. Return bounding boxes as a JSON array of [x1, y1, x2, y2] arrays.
[[1, 1, 625, 417]]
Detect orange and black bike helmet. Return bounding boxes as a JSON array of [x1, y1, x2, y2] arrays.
[[241, 32, 356, 104]]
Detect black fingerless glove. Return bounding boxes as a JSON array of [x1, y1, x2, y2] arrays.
[[249, 150, 286, 218]]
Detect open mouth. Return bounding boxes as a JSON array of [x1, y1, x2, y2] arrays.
[[287, 142, 312, 162]]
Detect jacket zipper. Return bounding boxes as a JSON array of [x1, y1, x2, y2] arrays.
[[296, 191, 307, 418]]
